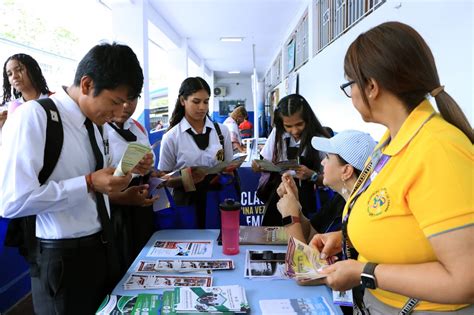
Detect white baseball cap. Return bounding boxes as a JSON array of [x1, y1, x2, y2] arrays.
[[311, 130, 376, 171]]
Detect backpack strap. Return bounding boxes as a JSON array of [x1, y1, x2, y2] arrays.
[[38, 98, 64, 184], [4, 98, 63, 270], [213, 121, 225, 155]]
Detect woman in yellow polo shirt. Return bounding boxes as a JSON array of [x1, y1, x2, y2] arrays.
[[311, 22, 473, 314]]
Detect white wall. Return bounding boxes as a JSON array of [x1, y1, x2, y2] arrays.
[[214, 76, 254, 112], [281, 0, 473, 139]]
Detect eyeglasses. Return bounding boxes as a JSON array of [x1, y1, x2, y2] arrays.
[[340, 80, 355, 98]]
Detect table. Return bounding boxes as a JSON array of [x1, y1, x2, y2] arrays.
[[113, 229, 343, 314]]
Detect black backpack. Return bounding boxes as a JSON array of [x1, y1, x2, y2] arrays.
[[3, 98, 63, 266]]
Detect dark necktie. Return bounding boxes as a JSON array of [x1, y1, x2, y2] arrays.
[[84, 118, 120, 284], [108, 122, 137, 142], [186, 127, 212, 150]]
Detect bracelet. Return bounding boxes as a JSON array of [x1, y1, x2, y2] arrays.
[[85, 173, 95, 192]]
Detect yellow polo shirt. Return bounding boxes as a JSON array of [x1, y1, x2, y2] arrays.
[[345, 100, 473, 311]]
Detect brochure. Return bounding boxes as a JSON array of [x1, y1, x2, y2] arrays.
[[113, 142, 151, 176], [197, 155, 247, 175], [148, 177, 171, 211], [285, 237, 327, 282], [123, 273, 213, 290], [131, 294, 162, 315], [146, 240, 213, 258], [259, 296, 335, 315], [95, 294, 137, 315], [253, 159, 300, 173], [217, 226, 289, 245], [173, 285, 250, 314], [244, 249, 288, 280], [135, 259, 234, 273]]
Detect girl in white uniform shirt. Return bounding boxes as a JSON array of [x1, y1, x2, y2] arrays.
[[1, 53, 52, 145], [158, 77, 233, 228], [253, 94, 330, 226]]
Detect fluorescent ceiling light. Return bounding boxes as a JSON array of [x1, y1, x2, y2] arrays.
[[220, 37, 243, 42], [228, 71, 240, 74]]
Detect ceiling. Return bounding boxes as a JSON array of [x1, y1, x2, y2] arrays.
[[148, 0, 309, 79]]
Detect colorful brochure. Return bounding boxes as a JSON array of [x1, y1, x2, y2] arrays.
[[285, 236, 327, 282], [253, 159, 300, 173], [123, 273, 213, 290], [259, 296, 335, 315], [135, 259, 234, 273], [146, 240, 213, 258], [113, 142, 151, 176]]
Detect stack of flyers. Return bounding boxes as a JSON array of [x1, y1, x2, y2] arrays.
[[259, 296, 336, 315], [146, 240, 213, 258], [135, 259, 234, 273], [123, 273, 213, 290], [285, 237, 327, 282], [173, 285, 250, 314], [131, 294, 162, 314], [95, 294, 137, 314]]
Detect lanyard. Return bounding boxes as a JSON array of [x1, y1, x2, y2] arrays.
[[342, 112, 435, 260], [342, 140, 391, 260]]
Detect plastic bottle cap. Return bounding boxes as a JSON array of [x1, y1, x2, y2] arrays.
[[219, 198, 241, 211]]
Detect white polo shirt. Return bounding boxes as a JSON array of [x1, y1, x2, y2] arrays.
[[158, 117, 233, 172], [223, 116, 242, 145], [0, 87, 110, 239]]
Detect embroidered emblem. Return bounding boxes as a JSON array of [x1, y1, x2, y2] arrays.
[[367, 188, 390, 216], [215, 149, 224, 161], [50, 110, 59, 122]]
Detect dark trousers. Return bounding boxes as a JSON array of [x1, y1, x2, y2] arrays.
[[31, 239, 108, 315], [112, 204, 155, 274]]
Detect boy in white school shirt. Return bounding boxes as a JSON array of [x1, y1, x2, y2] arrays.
[[0, 43, 152, 315]]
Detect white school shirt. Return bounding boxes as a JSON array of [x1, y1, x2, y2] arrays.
[[106, 118, 152, 168], [0, 87, 110, 239], [158, 117, 233, 171], [260, 127, 301, 161], [0, 93, 48, 146], [223, 116, 242, 145]]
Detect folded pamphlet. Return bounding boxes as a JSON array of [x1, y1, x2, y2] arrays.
[[285, 236, 328, 282], [253, 159, 300, 173], [113, 142, 151, 176]]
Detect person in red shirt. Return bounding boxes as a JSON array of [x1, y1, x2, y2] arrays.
[[239, 113, 253, 138]]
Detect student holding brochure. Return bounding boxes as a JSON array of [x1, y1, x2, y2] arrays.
[[0, 43, 150, 315], [158, 77, 234, 228], [252, 94, 330, 226]]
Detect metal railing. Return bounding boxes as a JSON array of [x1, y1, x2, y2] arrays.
[[316, 0, 386, 53]]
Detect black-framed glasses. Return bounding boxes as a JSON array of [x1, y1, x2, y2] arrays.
[[340, 80, 355, 98]]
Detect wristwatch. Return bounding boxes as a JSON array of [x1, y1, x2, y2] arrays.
[[360, 262, 378, 289], [282, 215, 300, 227], [310, 172, 319, 182]]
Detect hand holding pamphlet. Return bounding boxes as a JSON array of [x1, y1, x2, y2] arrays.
[[197, 154, 247, 175], [253, 159, 300, 173], [113, 142, 151, 176], [285, 236, 328, 283]]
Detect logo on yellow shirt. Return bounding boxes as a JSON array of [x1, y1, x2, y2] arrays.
[[367, 188, 390, 216]]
